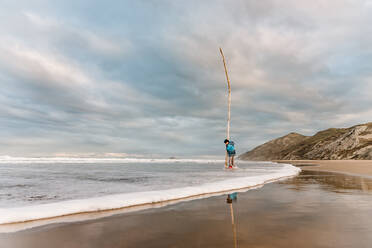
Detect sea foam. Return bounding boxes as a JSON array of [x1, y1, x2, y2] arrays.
[[0, 163, 300, 224]]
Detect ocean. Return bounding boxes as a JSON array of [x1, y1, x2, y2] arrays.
[[0, 157, 300, 224]]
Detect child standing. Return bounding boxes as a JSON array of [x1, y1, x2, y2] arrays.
[[224, 139, 236, 168]]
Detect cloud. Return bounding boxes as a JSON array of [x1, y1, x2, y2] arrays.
[[0, 0, 372, 157]]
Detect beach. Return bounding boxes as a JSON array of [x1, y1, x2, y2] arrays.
[[2, 0, 372, 247], [278, 160, 372, 177], [1, 164, 372, 248]]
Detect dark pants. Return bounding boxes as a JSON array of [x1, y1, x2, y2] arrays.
[[228, 154, 235, 167]]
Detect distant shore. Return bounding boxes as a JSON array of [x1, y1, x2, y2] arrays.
[[276, 160, 372, 177]]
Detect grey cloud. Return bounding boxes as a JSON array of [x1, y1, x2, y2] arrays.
[[1, 0, 372, 157]]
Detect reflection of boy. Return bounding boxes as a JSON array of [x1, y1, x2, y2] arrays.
[[224, 139, 236, 168], [226, 193, 238, 203]]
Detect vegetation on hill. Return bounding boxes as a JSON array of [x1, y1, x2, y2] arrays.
[[239, 123, 372, 160]]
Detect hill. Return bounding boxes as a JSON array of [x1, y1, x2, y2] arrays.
[[239, 122, 372, 160]]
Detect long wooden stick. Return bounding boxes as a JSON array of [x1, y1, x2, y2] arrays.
[[220, 48, 231, 168]]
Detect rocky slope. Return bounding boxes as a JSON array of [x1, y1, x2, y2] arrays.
[[239, 122, 372, 160]]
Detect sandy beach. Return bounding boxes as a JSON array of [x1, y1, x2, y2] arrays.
[[1, 168, 372, 248], [278, 160, 372, 177]]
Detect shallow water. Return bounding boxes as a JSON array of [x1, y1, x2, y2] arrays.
[[0, 159, 293, 208], [0, 159, 300, 224], [1, 170, 372, 248]]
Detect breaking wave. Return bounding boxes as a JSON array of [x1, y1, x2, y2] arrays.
[[0, 163, 300, 224]]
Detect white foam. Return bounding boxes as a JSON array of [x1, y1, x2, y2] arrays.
[[0, 163, 300, 225]]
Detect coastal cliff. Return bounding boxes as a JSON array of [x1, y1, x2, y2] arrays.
[[239, 122, 372, 160]]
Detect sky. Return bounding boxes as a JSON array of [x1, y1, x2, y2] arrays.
[[1, 0, 372, 158]]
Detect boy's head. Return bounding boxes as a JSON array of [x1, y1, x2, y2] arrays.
[[224, 139, 229, 144]]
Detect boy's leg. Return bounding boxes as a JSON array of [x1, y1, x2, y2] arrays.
[[231, 155, 234, 166]]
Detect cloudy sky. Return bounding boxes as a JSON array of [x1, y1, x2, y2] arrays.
[[1, 0, 372, 157]]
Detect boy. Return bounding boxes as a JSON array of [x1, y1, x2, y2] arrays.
[[224, 139, 236, 168]]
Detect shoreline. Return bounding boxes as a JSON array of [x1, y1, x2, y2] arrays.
[[2, 160, 371, 236], [2, 160, 370, 232], [276, 160, 372, 178], [0, 166, 300, 232], [2, 170, 371, 248]]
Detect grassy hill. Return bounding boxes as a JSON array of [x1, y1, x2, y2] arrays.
[[239, 122, 372, 160]]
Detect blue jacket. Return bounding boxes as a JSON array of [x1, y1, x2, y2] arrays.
[[226, 143, 236, 154]]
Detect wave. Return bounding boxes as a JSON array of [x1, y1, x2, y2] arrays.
[[0, 163, 300, 225], [0, 156, 226, 164]]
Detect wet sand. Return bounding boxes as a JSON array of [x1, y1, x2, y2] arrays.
[[278, 160, 372, 177], [1, 170, 372, 248]]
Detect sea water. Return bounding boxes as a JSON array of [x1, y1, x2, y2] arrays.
[[0, 157, 300, 224]]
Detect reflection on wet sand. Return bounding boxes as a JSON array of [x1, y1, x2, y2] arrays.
[[226, 193, 238, 248], [360, 177, 369, 192], [281, 170, 372, 193], [1, 171, 372, 248]]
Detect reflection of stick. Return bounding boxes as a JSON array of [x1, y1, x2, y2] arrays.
[[219, 48, 231, 168], [229, 203, 238, 248]]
